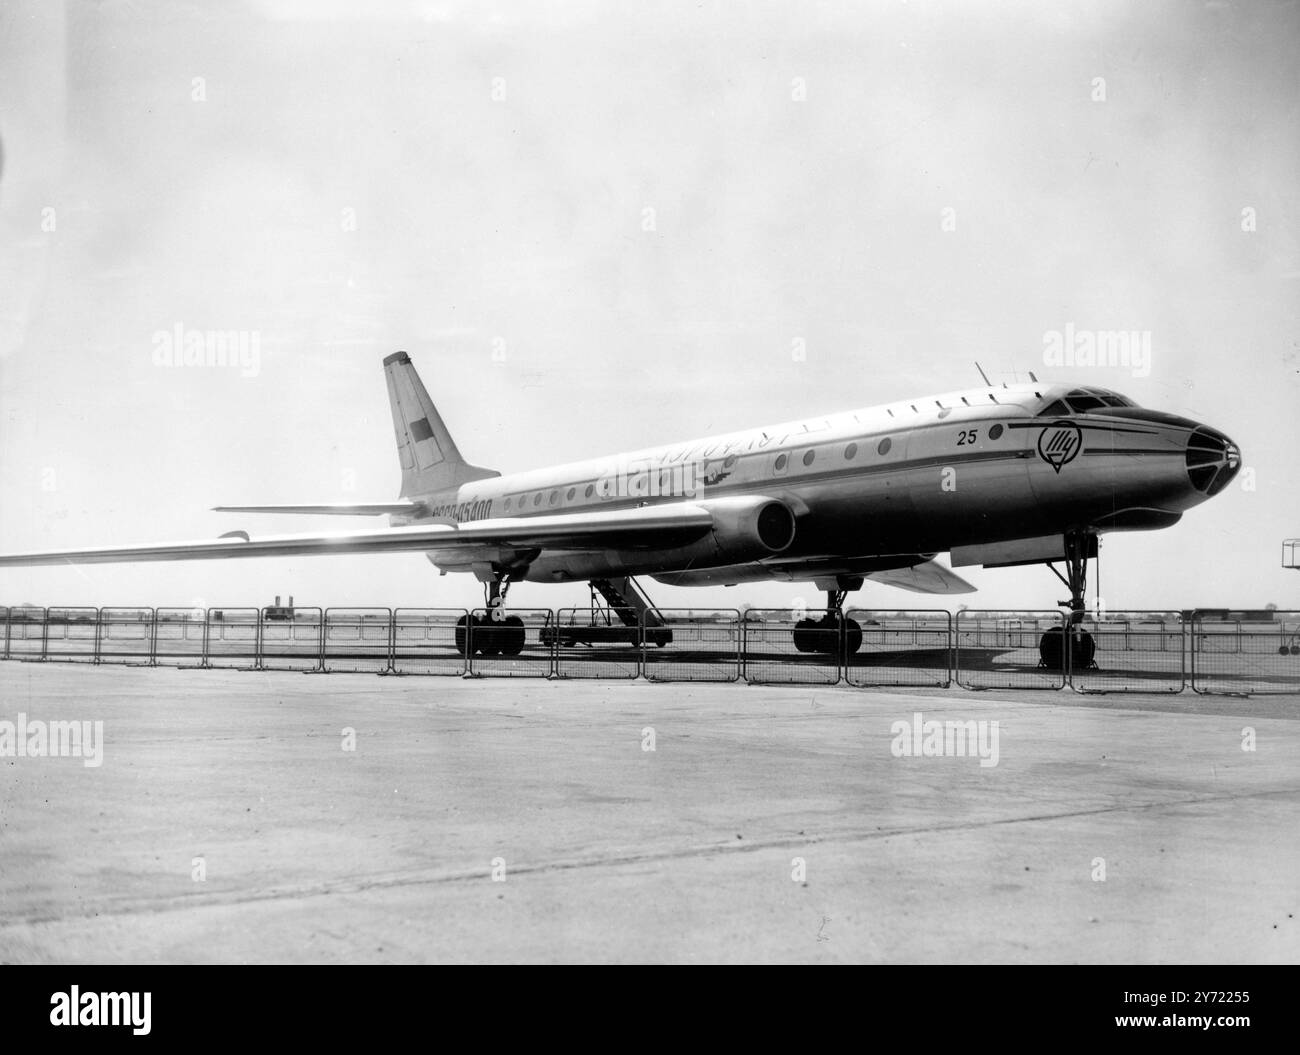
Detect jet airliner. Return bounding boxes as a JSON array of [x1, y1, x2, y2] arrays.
[[0, 352, 1241, 662]]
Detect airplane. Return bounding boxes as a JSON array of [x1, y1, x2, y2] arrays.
[[0, 351, 1241, 664]]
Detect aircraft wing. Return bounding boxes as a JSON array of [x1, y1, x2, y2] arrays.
[[212, 502, 427, 516], [866, 559, 976, 594], [0, 505, 715, 567]]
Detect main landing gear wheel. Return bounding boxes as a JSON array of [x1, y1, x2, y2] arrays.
[[456, 612, 526, 657], [1038, 626, 1095, 672], [791, 615, 862, 655]]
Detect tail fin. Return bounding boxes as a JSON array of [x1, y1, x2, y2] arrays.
[[383, 351, 500, 497]]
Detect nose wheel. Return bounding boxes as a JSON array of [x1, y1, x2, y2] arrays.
[[1039, 531, 1098, 671], [1038, 624, 1096, 670]]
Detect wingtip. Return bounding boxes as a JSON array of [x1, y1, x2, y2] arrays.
[[382, 351, 410, 367]]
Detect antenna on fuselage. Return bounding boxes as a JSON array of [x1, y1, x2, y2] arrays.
[[1028, 370, 1039, 383], [974, 361, 991, 386]]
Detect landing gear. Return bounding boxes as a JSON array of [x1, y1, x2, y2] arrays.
[[793, 585, 863, 656], [1039, 531, 1097, 671], [455, 574, 527, 657]]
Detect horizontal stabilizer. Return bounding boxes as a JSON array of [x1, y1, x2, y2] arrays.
[[866, 559, 976, 595], [212, 502, 426, 517]]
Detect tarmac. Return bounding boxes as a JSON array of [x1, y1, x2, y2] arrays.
[[0, 661, 1297, 963]]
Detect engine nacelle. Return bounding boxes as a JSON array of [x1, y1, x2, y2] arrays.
[[519, 496, 797, 583], [695, 495, 797, 560]]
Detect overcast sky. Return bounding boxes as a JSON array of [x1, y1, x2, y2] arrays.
[[1, 0, 1296, 615]]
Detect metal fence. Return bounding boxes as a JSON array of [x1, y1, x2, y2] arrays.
[[5, 606, 47, 660], [642, 609, 741, 682], [98, 607, 155, 666], [154, 607, 208, 667], [845, 610, 952, 688], [2, 604, 1299, 695], [1190, 611, 1300, 696], [259, 607, 324, 672], [955, 610, 1067, 691], [552, 608, 642, 679], [392, 609, 468, 676], [463, 608, 555, 678], [323, 608, 393, 674], [204, 609, 260, 669], [741, 609, 841, 685], [43, 607, 100, 663], [1069, 613, 1186, 694]]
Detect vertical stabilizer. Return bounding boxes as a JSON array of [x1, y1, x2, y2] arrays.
[[382, 351, 499, 497]]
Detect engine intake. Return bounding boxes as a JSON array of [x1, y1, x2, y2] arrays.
[[696, 496, 796, 559]]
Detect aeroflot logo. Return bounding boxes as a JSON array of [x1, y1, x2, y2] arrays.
[[1037, 421, 1083, 473]]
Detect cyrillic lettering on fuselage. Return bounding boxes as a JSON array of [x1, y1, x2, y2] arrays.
[[428, 499, 494, 523]]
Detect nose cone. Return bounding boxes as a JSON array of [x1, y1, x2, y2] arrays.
[[1186, 426, 1241, 496]]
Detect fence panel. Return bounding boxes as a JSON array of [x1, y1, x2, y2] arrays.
[[391, 609, 468, 676], [323, 609, 393, 673], [1069, 613, 1185, 693], [1191, 612, 1300, 695], [97, 607, 155, 666], [4, 607, 47, 660], [153, 608, 209, 666], [204, 609, 260, 669], [642, 609, 741, 683], [845, 610, 952, 688], [465, 608, 555, 678], [956, 610, 1067, 690], [43, 607, 100, 663], [257, 607, 323, 671], [551, 608, 642, 679], [741, 609, 841, 685]]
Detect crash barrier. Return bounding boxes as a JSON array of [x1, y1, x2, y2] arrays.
[[741, 608, 842, 685], [98, 608, 155, 665], [154, 608, 208, 666], [465, 608, 555, 679], [203, 609, 260, 669], [4, 606, 45, 660], [846, 610, 953, 689], [956, 610, 1068, 691], [1069, 612, 1186, 694], [2, 605, 1298, 696], [258, 607, 324, 672], [391, 609, 468, 676], [40, 607, 99, 663], [323, 609, 393, 674], [552, 608, 642, 680], [1190, 612, 1300, 696], [641, 609, 742, 683]]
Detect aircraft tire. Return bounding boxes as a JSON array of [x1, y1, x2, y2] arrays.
[[502, 616, 526, 656], [792, 619, 818, 653], [843, 617, 863, 656], [1039, 626, 1096, 671]]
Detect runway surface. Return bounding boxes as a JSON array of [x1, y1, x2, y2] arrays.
[[1, 662, 1297, 963]]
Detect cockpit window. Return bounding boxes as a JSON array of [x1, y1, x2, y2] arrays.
[[1044, 388, 1137, 415], [1065, 394, 1108, 412]]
